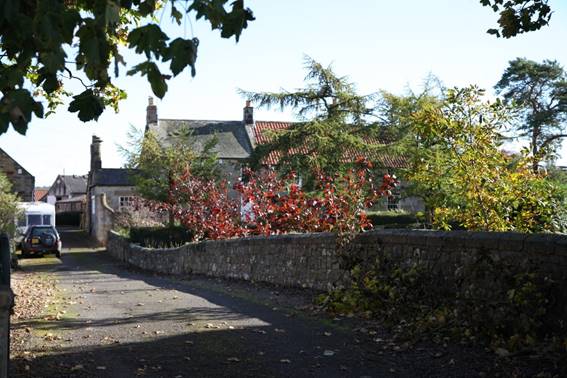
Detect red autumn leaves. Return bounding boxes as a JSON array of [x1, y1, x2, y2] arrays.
[[150, 158, 397, 241]]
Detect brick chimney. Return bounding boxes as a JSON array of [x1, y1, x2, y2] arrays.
[[90, 135, 102, 172], [243, 100, 253, 125], [243, 101, 256, 149], [146, 96, 158, 130]]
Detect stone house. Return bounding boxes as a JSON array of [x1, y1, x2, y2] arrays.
[[146, 98, 422, 212], [86, 136, 136, 244], [0, 147, 34, 202], [145, 98, 254, 192]]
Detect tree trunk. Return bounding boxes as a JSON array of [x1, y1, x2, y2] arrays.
[[531, 126, 540, 174]]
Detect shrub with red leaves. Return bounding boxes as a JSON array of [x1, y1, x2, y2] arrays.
[[235, 157, 398, 236], [157, 158, 397, 242]]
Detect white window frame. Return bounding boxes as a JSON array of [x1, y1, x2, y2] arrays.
[[119, 196, 136, 211]]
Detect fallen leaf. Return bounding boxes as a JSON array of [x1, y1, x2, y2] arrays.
[[323, 350, 335, 357], [227, 357, 240, 362], [280, 359, 291, 363], [495, 348, 510, 357]]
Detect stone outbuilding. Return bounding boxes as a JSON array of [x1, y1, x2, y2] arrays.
[[0, 147, 34, 201], [86, 136, 136, 245]]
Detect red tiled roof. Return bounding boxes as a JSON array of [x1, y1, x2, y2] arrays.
[[253, 121, 406, 168], [34, 189, 48, 201]]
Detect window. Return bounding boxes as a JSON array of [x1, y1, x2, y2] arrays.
[[119, 196, 135, 211], [42, 214, 52, 225], [28, 214, 42, 226]]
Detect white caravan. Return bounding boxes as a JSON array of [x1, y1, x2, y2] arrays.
[[16, 202, 56, 235]]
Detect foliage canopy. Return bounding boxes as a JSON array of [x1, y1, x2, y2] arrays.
[[480, 0, 553, 38], [406, 86, 565, 232], [240, 57, 385, 182], [0, 0, 254, 135]]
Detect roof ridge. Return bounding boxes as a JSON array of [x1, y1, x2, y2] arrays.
[[158, 118, 242, 123]]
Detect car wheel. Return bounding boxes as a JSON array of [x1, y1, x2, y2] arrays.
[[20, 251, 29, 259]]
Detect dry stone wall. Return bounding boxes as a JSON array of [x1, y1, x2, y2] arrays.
[[107, 230, 567, 291]]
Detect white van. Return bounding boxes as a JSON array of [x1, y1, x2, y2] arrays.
[[16, 202, 56, 235]]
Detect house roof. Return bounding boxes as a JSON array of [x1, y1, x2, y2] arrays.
[[33, 188, 49, 201], [91, 169, 136, 187], [253, 121, 407, 168], [149, 119, 253, 160], [59, 175, 88, 194]]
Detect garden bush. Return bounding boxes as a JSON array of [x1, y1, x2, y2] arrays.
[[129, 226, 194, 248]]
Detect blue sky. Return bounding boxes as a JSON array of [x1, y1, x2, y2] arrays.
[[1, 0, 566, 186]]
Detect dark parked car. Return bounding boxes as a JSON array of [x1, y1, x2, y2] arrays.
[[20, 225, 62, 258]]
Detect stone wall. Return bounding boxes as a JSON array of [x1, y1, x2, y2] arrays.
[[107, 230, 567, 291]]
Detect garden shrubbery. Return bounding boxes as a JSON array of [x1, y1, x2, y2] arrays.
[[129, 226, 194, 249], [322, 249, 565, 357]]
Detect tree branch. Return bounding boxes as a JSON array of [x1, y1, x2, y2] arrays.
[[540, 133, 567, 151]]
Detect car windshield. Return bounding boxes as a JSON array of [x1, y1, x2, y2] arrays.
[[31, 227, 56, 237]]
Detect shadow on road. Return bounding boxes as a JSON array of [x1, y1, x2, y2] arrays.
[[10, 229, 542, 377]]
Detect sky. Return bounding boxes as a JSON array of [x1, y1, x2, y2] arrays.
[[1, 0, 566, 187]]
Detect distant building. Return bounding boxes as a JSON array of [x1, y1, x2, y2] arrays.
[[86, 136, 136, 244], [146, 98, 421, 212], [0, 147, 34, 201], [46, 174, 88, 202]]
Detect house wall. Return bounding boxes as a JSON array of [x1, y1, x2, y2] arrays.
[[56, 200, 85, 213], [90, 186, 136, 245], [0, 149, 34, 202], [48, 177, 68, 199], [219, 159, 243, 199]]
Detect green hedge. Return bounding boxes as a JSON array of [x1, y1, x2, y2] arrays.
[[129, 226, 194, 248], [367, 212, 423, 229]]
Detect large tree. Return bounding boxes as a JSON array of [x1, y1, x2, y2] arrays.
[[239, 57, 384, 182], [495, 58, 567, 172], [409, 86, 564, 232], [0, 0, 254, 135]]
